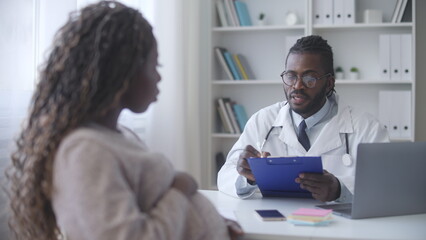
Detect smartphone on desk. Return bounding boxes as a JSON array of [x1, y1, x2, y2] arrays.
[[255, 209, 286, 221]]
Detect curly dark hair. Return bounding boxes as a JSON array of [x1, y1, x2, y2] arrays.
[[6, 1, 155, 239], [285, 35, 335, 95]]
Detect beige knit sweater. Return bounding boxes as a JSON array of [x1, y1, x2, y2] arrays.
[[52, 124, 229, 240]]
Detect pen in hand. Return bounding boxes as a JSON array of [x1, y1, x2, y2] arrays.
[[257, 140, 268, 158]]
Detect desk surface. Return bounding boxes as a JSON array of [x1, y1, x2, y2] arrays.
[[200, 190, 426, 240]]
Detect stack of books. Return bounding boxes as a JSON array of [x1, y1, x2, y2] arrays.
[[214, 47, 255, 80], [216, 97, 248, 134], [287, 208, 333, 226], [391, 0, 411, 23], [215, 0, 252, 27]]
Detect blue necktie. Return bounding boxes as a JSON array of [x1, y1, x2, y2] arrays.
[[298, 120, 310, 151]]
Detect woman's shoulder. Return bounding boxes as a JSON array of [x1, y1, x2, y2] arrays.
[[56, 125, 169, 170], [58, 124, 135, 156], [62, 125, 112, 144], [63, 123, 144, 145]]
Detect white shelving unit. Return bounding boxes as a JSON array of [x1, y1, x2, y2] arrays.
[[200, 0, 416, 189]]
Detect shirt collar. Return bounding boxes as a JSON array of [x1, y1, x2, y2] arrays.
[[291, 97, 331, 130]]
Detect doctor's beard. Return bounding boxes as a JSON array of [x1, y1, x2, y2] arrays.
[[285, 83, 328, 118]]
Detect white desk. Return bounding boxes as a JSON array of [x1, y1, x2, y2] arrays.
[[200, 190, 426, 240]]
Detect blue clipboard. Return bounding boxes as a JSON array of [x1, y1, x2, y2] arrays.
[[248, 156, 323, 198]]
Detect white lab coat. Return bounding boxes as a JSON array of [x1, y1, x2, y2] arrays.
[[217, 94, 389, 198]]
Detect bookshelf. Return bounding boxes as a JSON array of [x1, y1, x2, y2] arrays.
[[200, 0, 417, 189]]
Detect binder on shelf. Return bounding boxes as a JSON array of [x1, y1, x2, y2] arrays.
[[323, 0, 333, 25], [401, 34, 412, 81], [214, 47, 234, 80], [333, 0, 344, 25], [232, 104, 248, 132], [389, 92, 401, 139], [343, 0, 355, 24], [396, 0, 408, 23], [391, 0, 403, 23], [217, 105, 231, 133], [216, 97, 248, 134], [223, 51, 242, 80], [379, 34, 390, 81], [379, 91, 399, 139], [225, 100, 241, 134], [234, 0, 252, 26], [379, 91, 412, 140], [224, 0, 240, 26], [215, 0, 229, 27], [233, 54, 249, 80], [312, 0, 323, 25], [378, 91, 390, 133], [217, 98, 235, 133], [235, 54, 255, 79], [313, 0, 333, 25], [399, 91, 412, 139], [390, 34, 402, 81]]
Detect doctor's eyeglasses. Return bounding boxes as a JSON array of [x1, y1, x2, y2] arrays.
[[280, 71, 332, 89]]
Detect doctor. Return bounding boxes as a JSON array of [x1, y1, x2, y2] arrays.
[[217, 35, 389, 202]]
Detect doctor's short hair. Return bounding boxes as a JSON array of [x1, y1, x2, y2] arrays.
[[285, 35, 335, 77]]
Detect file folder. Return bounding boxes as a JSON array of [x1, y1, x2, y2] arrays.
[[333, 0, 344, 24], [313, 0, 332, 25], [323, 0, 333, 25], [379, 90, 412, 140], [344, 0, 355, 24], [399, 91, 412, 139], [379, 34, 390, 81], [388, 91, 401, 139], [401, 34, 412, 81], [390, 35, 402, 81], [313, 0, 322, 25], [378, 91, 391, 132]]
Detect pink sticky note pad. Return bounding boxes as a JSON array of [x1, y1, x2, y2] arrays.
[[292, 208, 332, 217]]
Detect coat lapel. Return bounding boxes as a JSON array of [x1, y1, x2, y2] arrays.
[[309, 105, 354, 155], [273, 98, 355, 156], [275, 103, 308, 154]]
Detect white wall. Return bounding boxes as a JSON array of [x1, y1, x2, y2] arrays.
[[0, 0, 35, 237]]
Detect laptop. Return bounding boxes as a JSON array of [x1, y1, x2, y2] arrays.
[[248, 156, 323, 198], [317, 142, 426, 219]]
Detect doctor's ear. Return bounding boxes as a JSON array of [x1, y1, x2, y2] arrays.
[[326, 76, 336, 96], [327, 74, 335, 87]]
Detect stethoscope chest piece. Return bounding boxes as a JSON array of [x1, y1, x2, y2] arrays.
[[342, 154, 352, 167]]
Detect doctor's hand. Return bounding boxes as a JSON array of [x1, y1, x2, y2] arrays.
[[237, 145, 270, 182], [295, 170, 341, 202]]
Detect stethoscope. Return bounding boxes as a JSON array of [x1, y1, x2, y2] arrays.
[[259, 125, 353, 167]]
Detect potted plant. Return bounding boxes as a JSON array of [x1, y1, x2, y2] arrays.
[[349, 67, 359, 80], [335, 66, 344, 79], [258, 13, 266, 26]]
